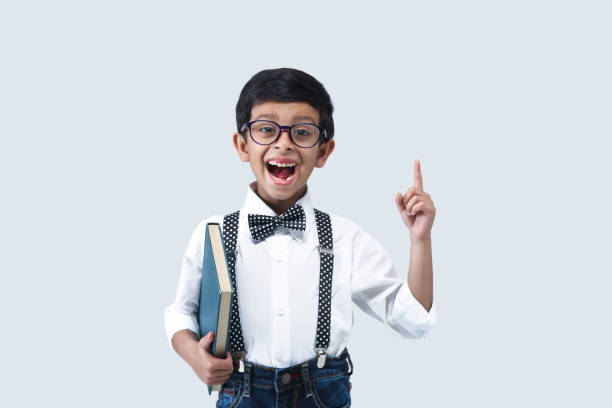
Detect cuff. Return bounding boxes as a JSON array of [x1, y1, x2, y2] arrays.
[[163, 307, 200, 350], [387, 282, 437, 339]]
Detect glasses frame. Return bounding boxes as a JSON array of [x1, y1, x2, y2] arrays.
[[240, 120, 329, 148]]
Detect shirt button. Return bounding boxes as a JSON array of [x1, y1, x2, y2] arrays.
[[277, 309, 286, 317], [281, 373, 291, 385]]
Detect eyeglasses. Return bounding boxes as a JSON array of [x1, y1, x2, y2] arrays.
[[240, 120, 328, 148]]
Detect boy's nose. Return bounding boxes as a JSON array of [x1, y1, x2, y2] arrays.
[[274, 129, 294, 149]]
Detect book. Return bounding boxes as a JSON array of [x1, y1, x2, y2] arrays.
[[198, 222, 234, 395]]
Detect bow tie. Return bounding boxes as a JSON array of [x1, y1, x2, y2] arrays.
[[248, 204, 306, 241]]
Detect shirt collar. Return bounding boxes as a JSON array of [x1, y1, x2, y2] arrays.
[[241, 181, 315, 243]]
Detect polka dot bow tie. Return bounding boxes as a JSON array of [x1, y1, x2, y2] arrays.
[[248, 204, 306, 241]]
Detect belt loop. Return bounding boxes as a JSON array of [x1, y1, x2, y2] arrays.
[[242, 362, 251, 398], [345, 348, 354, 376], [300, 362, 313, 398]]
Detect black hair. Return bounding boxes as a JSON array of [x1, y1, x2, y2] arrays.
[[235, 68, 335, 142]]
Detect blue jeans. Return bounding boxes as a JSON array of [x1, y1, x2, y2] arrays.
[[216, 348, 353, 408]]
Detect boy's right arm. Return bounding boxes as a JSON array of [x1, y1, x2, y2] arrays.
[[166, 216, 233, 385], [172, 329, 234, 386]]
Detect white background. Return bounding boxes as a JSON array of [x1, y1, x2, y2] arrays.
[[1, 1, 610, 407]]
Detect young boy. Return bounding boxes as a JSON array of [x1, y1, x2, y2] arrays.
[[164, 68, 437, 407]]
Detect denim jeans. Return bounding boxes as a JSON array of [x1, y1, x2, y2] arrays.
[[216, 348, 353, 408]]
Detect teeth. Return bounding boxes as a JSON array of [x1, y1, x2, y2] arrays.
[[268, 159, 296, 167]]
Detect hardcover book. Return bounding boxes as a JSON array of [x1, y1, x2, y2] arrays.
[[199, 222, 234, 394]]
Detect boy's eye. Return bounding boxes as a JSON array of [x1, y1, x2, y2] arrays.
[[253, 124, 278, 134], [293, 128, 311, 137]]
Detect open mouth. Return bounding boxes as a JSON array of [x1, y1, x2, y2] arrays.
[[266, 159, 297, 181]]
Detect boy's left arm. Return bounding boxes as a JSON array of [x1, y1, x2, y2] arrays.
[[394, 159, 435, 312]]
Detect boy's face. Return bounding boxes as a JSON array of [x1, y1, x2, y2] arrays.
[[233, 101, 335, 212]]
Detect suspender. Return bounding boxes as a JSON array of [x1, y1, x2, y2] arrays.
[[313, 209, 333, 368], [222, 211, 245, 354], [222, 208, 334, 369]]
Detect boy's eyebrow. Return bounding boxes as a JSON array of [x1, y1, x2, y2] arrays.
[[292, 115, 317, 123], [252, 113, 318, 123], [252, 113, 278, 121]]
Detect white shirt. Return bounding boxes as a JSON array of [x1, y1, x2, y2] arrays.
[[164, 183, 437, 368]]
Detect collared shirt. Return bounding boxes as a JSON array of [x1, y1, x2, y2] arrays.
[[164, 182, 437, 368]]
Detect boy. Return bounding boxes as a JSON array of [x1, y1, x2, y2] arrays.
[[164, 68, 436, 407]]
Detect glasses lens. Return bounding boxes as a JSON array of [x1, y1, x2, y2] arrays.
[[291, 123, 320, 147], [250, 121, 280, 144]]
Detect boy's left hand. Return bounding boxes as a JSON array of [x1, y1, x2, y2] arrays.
[[394, 159, 436, 241]]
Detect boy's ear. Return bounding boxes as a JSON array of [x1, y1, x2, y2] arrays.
[[233, 132, 250, 162], [315, 139, 335, 168]]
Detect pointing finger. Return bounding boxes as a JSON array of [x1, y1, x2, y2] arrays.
[[413, 159, 423, 191]]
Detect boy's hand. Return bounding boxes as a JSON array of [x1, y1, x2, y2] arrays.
[[394, 159, 436, 241], [190, 332, 234, 386]]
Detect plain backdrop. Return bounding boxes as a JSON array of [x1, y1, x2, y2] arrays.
[[1, 1, 610, 407]]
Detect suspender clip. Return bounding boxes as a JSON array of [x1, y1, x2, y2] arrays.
[[315, 348, 327, 368], [318, 246, 333, 256], [232, 351, 246, 372]]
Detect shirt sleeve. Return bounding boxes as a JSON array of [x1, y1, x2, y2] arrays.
[[350, 225, 437, 339], [163, 217, 217, 350]]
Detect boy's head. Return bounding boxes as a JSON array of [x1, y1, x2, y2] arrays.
[[233, 68, 336, 214], [235, 68, 335, 140]]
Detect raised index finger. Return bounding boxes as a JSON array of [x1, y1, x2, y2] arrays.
[[413, 159, 423, 191]]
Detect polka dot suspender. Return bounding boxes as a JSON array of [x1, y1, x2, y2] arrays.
[[222, 208, 334, 368], [313, 209, 333, 368], [222, 211, 246, 353]]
